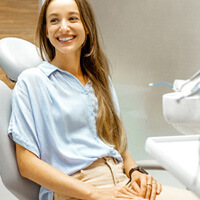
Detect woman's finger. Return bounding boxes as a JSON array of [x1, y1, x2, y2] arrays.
[[149, 181, 157, 200], [139, 175, 147, 197], [156, 182, 162, 194], [114, 186, 140, 199], [145, 175, 153, 199], [145, 184, 152, 199]]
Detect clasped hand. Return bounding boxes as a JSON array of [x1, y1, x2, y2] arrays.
[[91, 185, 149, 200], [130, 171, 162, 200], [90, 172, 161, 200]]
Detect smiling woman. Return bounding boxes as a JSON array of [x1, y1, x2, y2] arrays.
[[8, 1, 160, 200]]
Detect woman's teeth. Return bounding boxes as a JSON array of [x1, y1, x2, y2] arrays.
[[58, 37, 75, 42]]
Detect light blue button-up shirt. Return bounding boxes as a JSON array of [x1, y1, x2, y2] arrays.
[[8, 61, 122, 200]]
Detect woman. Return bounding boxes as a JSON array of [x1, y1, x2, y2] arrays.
[[9, 0, 196, 200]]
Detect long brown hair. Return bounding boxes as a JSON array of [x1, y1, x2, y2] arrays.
[[36, 0, 127, 154]]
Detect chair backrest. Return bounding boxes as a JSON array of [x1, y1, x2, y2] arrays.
[[0, 37, 43, 200], [0, 37, 43, 81]]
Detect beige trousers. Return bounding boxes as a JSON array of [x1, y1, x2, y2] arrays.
[[54, 157, 200, 200]]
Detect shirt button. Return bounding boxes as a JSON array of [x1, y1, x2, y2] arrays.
[[111, 149, 116, 154]]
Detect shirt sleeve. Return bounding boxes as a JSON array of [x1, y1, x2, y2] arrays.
[[8, 79, 40, 158]]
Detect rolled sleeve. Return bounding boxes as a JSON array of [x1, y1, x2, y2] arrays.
[[8, 80, 40, 158]]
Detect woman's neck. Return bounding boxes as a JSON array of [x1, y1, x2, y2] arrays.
[[51, 52, 87, 86], [51, 51, 82, 75]]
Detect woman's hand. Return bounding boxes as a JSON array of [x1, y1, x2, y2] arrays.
[[89, 185, 147, 200], [130, 171, 162, 200]]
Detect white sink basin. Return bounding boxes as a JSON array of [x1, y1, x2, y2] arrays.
[[163, 92, 200, 135]]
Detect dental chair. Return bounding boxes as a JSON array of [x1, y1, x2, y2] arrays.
[[0, 37, 42, 200], [0, 37, 164, 200]]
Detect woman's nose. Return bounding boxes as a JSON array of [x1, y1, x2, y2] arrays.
[[59, 19, 70, 33]]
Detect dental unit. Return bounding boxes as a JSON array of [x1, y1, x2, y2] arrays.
[[146, 69, 200, 198]]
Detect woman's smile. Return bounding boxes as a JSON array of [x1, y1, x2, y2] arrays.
[[57, 35, 76, 43]]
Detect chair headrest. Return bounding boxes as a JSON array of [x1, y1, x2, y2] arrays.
[[0, 37, 43, 81]]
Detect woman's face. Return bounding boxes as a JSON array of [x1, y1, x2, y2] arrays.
[[46, 0, 86, 58]]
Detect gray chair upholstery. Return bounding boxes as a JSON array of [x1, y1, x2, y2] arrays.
[[0, 37, 42, 81], [136, 160, 164, 170], [0, 37, 42, 200]]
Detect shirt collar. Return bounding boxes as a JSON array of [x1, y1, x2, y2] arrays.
[[38, 61, 59, 77]]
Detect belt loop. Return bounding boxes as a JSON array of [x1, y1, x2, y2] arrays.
[[103, 157, 117, 186], [113, 157, 118, 164]]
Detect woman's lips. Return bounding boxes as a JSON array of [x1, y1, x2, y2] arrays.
[[57, 36, 76, 42]]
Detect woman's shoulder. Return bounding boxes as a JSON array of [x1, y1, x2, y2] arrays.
[[14, 61, 50, 93], [17, 61, 48, 82]]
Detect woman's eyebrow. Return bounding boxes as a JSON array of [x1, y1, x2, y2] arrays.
[[48, 13, 59, 18], [48, 11, 80, 18], [68, 11, 80, 15]]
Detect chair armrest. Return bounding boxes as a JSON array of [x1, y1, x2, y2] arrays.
[[136, 160, 165, 170]]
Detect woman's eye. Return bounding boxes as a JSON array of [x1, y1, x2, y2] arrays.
[[69, 16, 79, 22], [50, 18, 58, 23]]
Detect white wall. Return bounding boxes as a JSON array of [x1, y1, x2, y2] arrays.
[[90, 0, 200, 160]]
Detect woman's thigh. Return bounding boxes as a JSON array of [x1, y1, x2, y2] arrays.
[[54, 158, 200, 200], [54, 157, 130, 200]]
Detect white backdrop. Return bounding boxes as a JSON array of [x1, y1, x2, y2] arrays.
[[89, 0, 200, 160]]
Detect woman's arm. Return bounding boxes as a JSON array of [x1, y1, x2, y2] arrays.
[[122, 151, 162, 200], [121, 151, 138, 176], [16, 143, 94, 199], [16, 144, 141, 200]]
